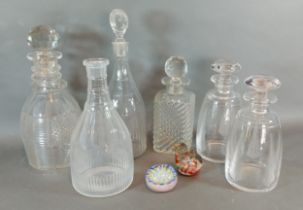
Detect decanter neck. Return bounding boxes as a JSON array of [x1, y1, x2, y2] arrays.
[[28, 51, 63, 88], [162, 77, 186, 95], [113, 55, 131, 80], [211, 74, 238, 95], [84, 58, 111, 107], [246, 91, 271, 114]]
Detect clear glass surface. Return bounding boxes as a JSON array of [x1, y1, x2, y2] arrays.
[[196, 60, 241, 163], [153, 56, 195, 154], [20, 25, 81, 170], [109, 9, 147, 158], [225, 75, 282, 192], [70, 58, 134, 198]]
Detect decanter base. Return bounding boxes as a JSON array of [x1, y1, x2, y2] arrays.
[[225, 163, 277, 193], [200, 140, 226, 163]]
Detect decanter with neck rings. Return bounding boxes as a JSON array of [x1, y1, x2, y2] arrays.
[[109, 9, 147, 158], [196, 60, 241, 163], [225, 75, 282, 192], [20, 25, 81, 170], [153, 56, 195, 154]]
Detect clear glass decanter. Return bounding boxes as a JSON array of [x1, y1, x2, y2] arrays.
[[196, 60, 241, 163], [153, 56, 195, 154], [109, 9, 147, 158], [225, 75, 282, 192], [70, 58, 134, 198], [20, 25, 81, 170]]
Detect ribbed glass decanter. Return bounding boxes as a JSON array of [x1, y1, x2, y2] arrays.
[[20, 25, 81, 170], [225, 75, 282, 192], [109, 9, 147, 158], [196, 60, 241, 163], [153, 56, 195, 154], [70, 58, 134, 198]]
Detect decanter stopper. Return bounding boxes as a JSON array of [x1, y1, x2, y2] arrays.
[[27, 25, 60, 51], [165, 56, 188, 80], [244, 75, 281, 104], [211, 60, 241, 74], [110, 9, 128, 41]]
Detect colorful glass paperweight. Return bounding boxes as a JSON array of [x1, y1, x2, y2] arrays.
[[145, 164, 178, 192], [109, 9, 147, 158], [173, 143, 203, 176], [20, 25, 81, 170], [225, 75, 282, 192], [196, 60, 241, 163], [153, 56, 195, 154], [70, 58, 134, 197]]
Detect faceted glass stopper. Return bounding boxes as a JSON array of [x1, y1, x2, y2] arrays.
[[211, 59, 241, 74], [110, 9, 128, 39], [165, 56, 188, 79], [245, 75, 281, 92], [27, 25, 60, 50]]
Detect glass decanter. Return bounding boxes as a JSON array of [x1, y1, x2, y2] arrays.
[[109, 9, 147, 158], [153, 56, 195, 154], [225, 75, 282, 192], [20, 25, 81, 170], [70, 58, 134, 198], [196, 60, 241, 163]]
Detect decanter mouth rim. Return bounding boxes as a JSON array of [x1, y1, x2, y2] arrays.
[[83, 58, 109, 67]]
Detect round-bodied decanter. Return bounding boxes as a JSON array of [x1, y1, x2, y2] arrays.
[[109, 9, 147, 158], [20, 25, 81, 170], [225, 75, 282, 192], [70, 58, 134, 198], [153, 56, 195, 154], [196, 60, 241, 163]]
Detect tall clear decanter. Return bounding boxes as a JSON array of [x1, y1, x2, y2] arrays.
[[153, 56, 195, 154], [20, 25, 81, 170], [109, 9, 147, 158], [225, 75, 282, 192], [196, 60, 241, 163], [70, 58, 134, 197]]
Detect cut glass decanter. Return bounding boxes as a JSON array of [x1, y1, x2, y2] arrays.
[[109, 9, 147, 158], [20, 25, 81, 170], [70, 58, 134, 197], [196, 60, 241, 163], [225, 75, 282, 192], [153, 56, 195, 154]]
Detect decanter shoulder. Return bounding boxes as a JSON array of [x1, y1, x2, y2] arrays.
[[154, 89, 195, 104], [236, 108, 281, 127], [22, 88, 80, 117]]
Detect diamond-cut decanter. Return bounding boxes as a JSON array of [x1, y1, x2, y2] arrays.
[[153, 56, 195, 154]]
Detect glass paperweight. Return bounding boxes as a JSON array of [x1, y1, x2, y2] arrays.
[[70, 58, 134, 198], [109, 9, 147, 158], [145, 163, 178, 192], [20, 25, 81, 170], [173, 143, 203, 176], [225, 75, 282, 192], [196, 60, 241, 163], [153, 56, 195, 154]]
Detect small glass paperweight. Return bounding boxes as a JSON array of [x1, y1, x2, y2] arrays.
[[70, 58, 134, 198], [20, 25, 81, 170], [153, 56, 195, 154], [225, 75, 282, 192], [196, 60, 241, 163]]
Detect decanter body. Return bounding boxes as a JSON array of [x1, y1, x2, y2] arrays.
[[70, 58, 134, 198], [225, 75, 282, 192], [109, 9, 147, 158], [196, 60, 241, 163], [153, 56, 195, 154], [20, 25, 81, 170]]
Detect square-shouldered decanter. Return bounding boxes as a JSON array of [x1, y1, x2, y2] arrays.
[[153, 56, 195, 154]]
